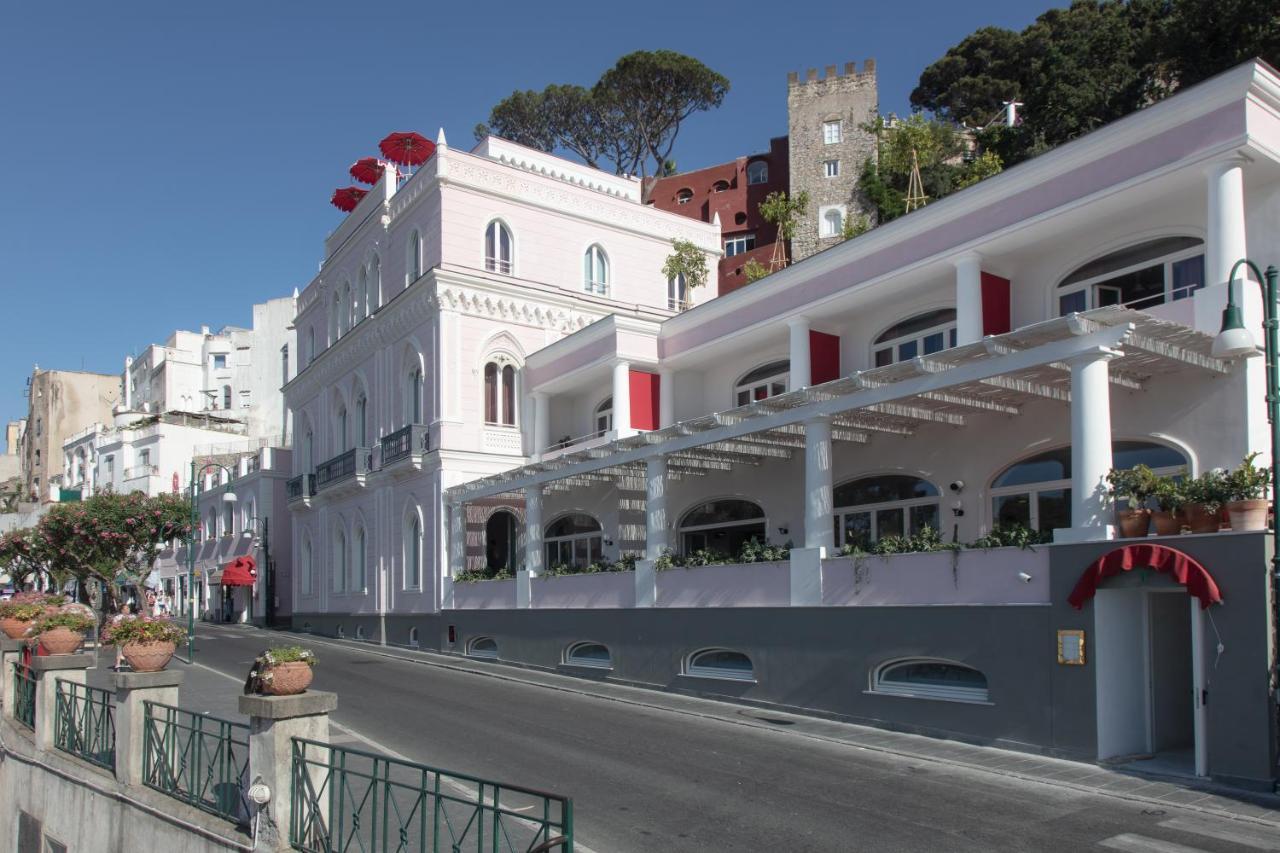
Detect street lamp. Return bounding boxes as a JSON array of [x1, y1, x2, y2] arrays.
[[185, 459, 238, 664], [1211, 258, 1280, 709]]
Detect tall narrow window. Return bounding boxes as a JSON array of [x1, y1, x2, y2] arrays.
[[484, 363, 498, 424], [668, 273, 689, 311], [583, 245, 609, 294], [341, 283, 351, 334], [405, 514, 422, 589], [302, 539, 313, 595], [823, 120, 842, 144], [483, 361, 516, 426], [595, 397, 613, 437], [307, 328, 315, 365], [485, 220, 513, 274], [355, 527, 367, 590], [356, 395, 367, 446], [222, 385, 232, 410], [357, 269, 368, 321], [336, 406, 348, 451], [333, 528, 347, 593], [501, 365, 515, 426], [407, 367, 423, 426], [746, 161, 768, 185], [407, 230, 422, 286], [369, 256, 381, 310]]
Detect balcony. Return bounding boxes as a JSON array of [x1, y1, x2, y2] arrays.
[[286, 473, 315, 507], [314, 447, 373, 495], [380, 424, 430, 475], [123, 464, 158, 482]]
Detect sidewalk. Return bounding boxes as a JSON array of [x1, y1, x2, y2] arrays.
[[184, 624, 1280, 829]]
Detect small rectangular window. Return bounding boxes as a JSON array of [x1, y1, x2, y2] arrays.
[[824, 159, 840, 177], [823, 120, 842, 144], [213, 354, 227, 369], [724, 234, 756, 257]]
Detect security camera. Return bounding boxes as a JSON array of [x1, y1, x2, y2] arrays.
[[949, 480, 965, 493], [1018, 572, 1033, 583]]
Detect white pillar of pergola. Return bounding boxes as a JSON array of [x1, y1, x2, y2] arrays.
[[658, 368, 674, 428], [788, 317, 811, 390], [443, 501, 464, 608], [954, 252, 984, 346], [531, 391, 549, 459], [1056, 348, 1118, 542], [612, 361, 634, 439], [636, 455, 668, 607], [789, 416, 832, 606]]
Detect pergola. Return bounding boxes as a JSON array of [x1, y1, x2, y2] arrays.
[[445, 307, 1231, 583]]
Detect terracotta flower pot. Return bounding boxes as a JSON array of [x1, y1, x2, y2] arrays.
[[263, 661, 313, 696], [1182, 502, 1222, 534], [1152, 507, 1177, 535], [122, 640, 176, 672], [0, 617, 32, 640], [1115, 507, 1151, 538], [39, 627, 84, 655], [1225, 499, 1269, 531]]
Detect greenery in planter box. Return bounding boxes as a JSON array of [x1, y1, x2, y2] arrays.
[[969, 523, 1052, 550], [1224, 452, 1271, 502]]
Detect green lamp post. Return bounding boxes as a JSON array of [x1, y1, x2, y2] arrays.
[[1210, 259, 1280, 709], [186, 459, 238, 664]]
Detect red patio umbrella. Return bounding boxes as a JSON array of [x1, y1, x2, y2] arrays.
[[330, 186, 368, 212], [349, 157, 386, 185], [379, 131, 435, 167]]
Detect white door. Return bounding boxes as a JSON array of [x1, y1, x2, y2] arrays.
[[1094, 588, 1152, 760]]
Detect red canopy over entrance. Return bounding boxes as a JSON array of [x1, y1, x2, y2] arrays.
[[1067, 543, 1222, 610], [220, 555, 257, 587]]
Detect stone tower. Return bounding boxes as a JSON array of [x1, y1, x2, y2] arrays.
[[787, 60, 878, 262]]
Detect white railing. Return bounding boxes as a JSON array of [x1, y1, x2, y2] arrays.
[[123, 465, 158, 481], [541, 430, 613, 458], [192, 434, 288, 458]]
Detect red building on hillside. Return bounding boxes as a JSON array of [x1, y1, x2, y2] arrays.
[[649, 137, 789, 296]]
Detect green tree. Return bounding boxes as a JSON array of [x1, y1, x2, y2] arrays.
[[661, 239, 710, 296], [742, 258, 770, 283], [758, 190, 809, 268]]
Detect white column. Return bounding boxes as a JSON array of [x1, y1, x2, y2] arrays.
[[1206, 155, 1248, 291], [803, 417, 833, 551], [447, 501, 464, 579], [523, 485, 543, 576], [612, 361, 633, 438], [788, 317, 811, 390], [658, 369, 674, 428], [531, 392, 549, 457], [645, 456, 669, 559], [1057, 349, 1118, 542], [954, 252, 984, 345]]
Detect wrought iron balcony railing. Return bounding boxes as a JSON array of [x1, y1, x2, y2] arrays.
[[314, 447, 373, 492], [381, 424, 430, 467]]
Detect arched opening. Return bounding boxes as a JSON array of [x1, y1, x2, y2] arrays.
[[873, 309, 957, 367], [712, 179, 729, 193], [668, 272, 689, 311], [544, 513, 603, 569], [821, 208, 843, 237], [565, 641, 612, 669], [484, 220, 513, 274], [678, 499, 766, 557], [355, 394, 367, 446], [404, 512, 422, 589], [407, 230, 422, 286], [584, 244, 608, 295], [483, 360, 517, 426], [991, 441, 1187, 535], [1057, 236, 1205, 314], [333, 527, 347, 593], [686, 648, 754, 681], [353, 527, 367, 590], [369, 255, 382, 310], [872, 658, 989, 702], [834, 475, 941, 549], [594, 397, 613, 437], [746, 161, 768, 185], [468, 636, 498, 659], [675, 188, 693, 205], [735, 361, 789, 407], [485, 510, 519, 571]]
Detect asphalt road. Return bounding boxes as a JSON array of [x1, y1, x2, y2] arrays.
[[185, 624, 1277, 852]]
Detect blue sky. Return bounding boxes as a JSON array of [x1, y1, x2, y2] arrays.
[[0, 0, 1060, 437]]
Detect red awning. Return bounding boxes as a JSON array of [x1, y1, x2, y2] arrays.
[[1067, 543, 1223, 610], [220, 555, 257, 587]]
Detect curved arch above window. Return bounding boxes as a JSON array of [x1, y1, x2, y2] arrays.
[[821, 207, 844, 238], [355, 625, 365, 640], [545, 513, 603, 569], [668, 272, 689, 312], [546, 513, 602, 538], [873, 309, 957, 367], [872, 658, 989, 703], [565, 641, 612, 669], [735, 360, 789, 406], [686, 648, 754, 682], [834, 475, 941, 550], [468, 636, 498, 659], [584, 244, 609, 295], [675, 188, 693, 205], [746, 161, 768, 185], [403, 512, 422, 589], [406, 230, 422, 287], [712, 179, 729, 193], [1057, 236, 1204, 314], [408, 626, 420, 647], [678, 499, 766, 557], [594, 396, 613, 437], [485, 220, 513, 275], [483, 359, 517, 426]]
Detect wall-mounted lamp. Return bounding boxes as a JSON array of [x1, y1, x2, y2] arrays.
[[777, 526, 789, 536], [603, 538, 614, 547]]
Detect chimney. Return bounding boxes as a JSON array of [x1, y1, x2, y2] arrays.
[[864, 58, 876, 75], [825, 65, 837, 79], [806, 68, 818, 82], [844, 62, 856, 76], [787, 71, 798, 85]]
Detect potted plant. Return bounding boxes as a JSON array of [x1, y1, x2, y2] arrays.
[[1151, 475, 1186, 536], [1106, 464, 1158, 537], [30, 610, 95, 655], [0, 592, 66, 640], [248, 646, 316, 696], [1223, 452, 1271, 530], [1182, 469, 1229, 534], [102, 615, 187, 672]]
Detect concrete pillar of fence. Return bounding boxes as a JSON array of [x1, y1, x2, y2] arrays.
[[789, 549, 824, 606], [635, 559, 657, 608], [112, 669, 183, 785], [0, 638, 27, 715], [30, 653, 93, 751], [240, 690, 337, 852]]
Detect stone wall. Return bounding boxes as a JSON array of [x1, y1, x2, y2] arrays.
[[787, 61, 878, 262]]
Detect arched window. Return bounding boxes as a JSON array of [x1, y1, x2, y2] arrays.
[[333, 528, 347, 593], [335, 405, 348, 452], [678, 499, 766, 557], [676, 188, 693, 205], [991, 440, 1187, 534], [206, 507, 218, 539], [356, 625, 365, 640], [483, 360, 517, 426], [712, 179, 729, 193], [330, 292, 341, 343], [485, 510, 519, 571], [369, 256, 381, 311], [834, 475, 941, 550], [406, 230, 422, 287], [468, 636, 498, 659], [686, 648, 754, 682], [340, 282, 351, 334], [594, 397, 613, 437], [405, 365, 424, 427], [1057, 237, 1204, 315], [873, 309, 958, 367], [242, 498, 256, 533], [544, 513, 603, 569], [735, 360, 789, 407], [354, 527, 367, 590], [583, 244, 609, 295], [357, 269, 367, 322], [565, 641, 612, 669], [304, 428, 314, 471], [484, 220, 513, 275], [821, 208, 844, 238], [408, 627, 420, 647], [746, 161, 768, 185], [222, 385, 232, 410], [872, 658, 989, 703], [307, 328, 315, 365], [302, 539, 313, 595], [404, 512, 422, 589], [668, 273, 689, 312], [223, 501, 234, 534], [355, 394, 367, 446]]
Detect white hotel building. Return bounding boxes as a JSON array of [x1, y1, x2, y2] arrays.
[[291, 63, 1280, 789]]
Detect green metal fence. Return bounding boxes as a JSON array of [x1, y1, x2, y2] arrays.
[[290, 738, 573, 853], [12, 663, 34, 731], [54, 678, 116, 769], [142, 701, 250, 824]]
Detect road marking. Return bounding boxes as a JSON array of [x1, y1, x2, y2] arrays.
[[1158, 816, 1280, 850], [1099, 834, 1209, 853]]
